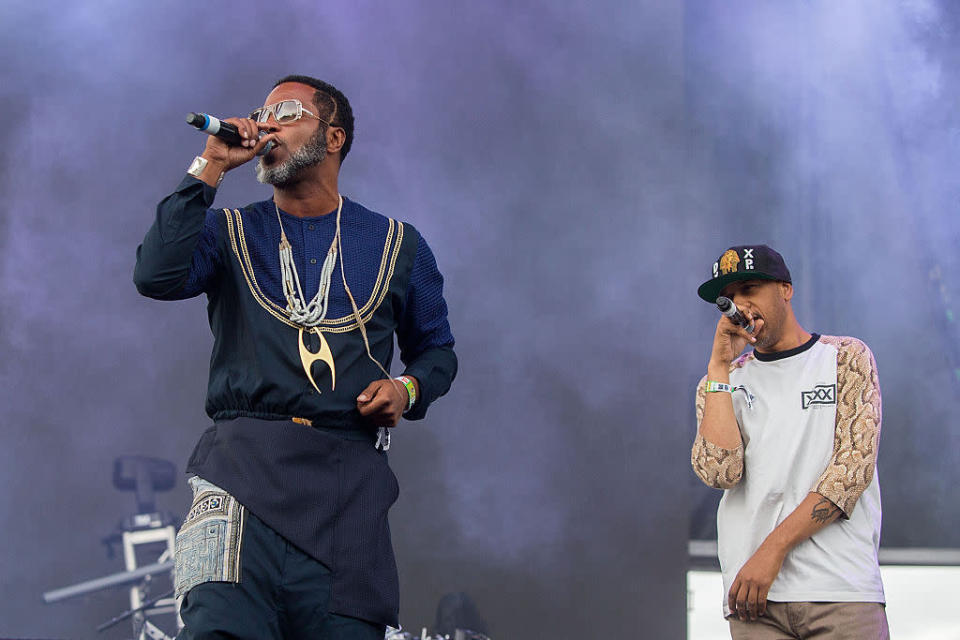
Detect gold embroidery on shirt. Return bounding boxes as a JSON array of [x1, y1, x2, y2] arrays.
[[235, 210, 393, 321], [222, 209, 405, 334]]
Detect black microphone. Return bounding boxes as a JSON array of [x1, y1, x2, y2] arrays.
[[185, 112, 275, 156], [716, 296, 755, 333]]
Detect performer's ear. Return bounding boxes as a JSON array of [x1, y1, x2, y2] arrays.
[[779, 282, 794, 302], [327, 126, 346, 156]]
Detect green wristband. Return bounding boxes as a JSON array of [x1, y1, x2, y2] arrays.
[[395, 376, 416, 412], [705, 380, 755, 409], [705, 380, 732, 393]]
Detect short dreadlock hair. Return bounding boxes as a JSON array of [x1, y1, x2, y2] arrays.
[[274, 75, 355, 163]]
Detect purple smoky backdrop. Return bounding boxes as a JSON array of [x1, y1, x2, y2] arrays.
[[0, 1, 958, 638]]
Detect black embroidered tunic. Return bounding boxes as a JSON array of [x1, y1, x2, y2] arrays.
[[134, 176, 457, 626]]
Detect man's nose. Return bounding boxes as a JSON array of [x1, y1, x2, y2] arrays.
[[262, 115, 281, 131]]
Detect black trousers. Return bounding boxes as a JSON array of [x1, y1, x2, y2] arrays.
[[177, 511, 386, 640]]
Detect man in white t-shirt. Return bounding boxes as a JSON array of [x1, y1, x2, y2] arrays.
[[691, 245, 888, 639]]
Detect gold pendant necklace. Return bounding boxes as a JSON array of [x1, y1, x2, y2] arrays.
[[299, 326, 336, 394], [275, 196, 343, 394]]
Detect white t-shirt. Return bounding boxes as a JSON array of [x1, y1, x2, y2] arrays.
[[696, 334, 885, 616]]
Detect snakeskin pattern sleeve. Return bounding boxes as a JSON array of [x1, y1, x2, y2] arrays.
[[691, 374, 745, 489], [815, 336, 882, 517]]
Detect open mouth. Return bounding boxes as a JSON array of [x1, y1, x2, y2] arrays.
[[261, 140, 282, 161]]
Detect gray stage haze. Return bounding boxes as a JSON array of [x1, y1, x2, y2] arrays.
[[1, 1, 958, 638]]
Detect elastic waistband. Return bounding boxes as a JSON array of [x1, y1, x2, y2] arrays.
[[214, 416, 377, 443], [309, 422, 378, 442]]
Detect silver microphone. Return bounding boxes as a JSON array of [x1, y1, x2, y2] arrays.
[[716, 296, 755, 333]]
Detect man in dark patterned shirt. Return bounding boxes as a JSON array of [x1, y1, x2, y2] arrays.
[[135, 75, 457, 639]]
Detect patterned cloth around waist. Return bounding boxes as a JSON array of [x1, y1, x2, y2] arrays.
[[184, 417, 401, 627], [174, 477, 244, 598]]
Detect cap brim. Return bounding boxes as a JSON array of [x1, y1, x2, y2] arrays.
[[697, 272, 779, 303]]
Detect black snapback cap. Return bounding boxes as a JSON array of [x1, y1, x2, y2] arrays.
[[697, 244, 792, 302]]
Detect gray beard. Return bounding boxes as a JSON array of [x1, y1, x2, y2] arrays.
[[255, 130, 327, 187]]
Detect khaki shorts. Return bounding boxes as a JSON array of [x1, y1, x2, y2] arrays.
[[728, 601, 888, 640]]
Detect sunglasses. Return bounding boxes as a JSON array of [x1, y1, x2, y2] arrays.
[[249, 99, 327, 126]]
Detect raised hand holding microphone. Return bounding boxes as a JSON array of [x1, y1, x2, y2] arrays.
[[717, 296, 754, 333], [186, 113, 277, 156], [709, 295, 764, 369], [184, 114, 278, 187]]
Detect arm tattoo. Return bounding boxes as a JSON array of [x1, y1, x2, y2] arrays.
[[811, 498, 840, 524]]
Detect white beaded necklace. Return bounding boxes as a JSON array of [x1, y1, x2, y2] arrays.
[[275, 195, 405, 450], [275, 196, 342, 327]]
